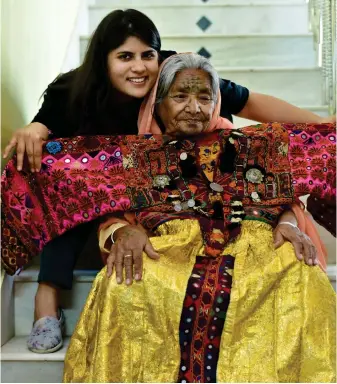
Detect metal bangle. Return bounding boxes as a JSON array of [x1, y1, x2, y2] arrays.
[[278, 221, 299, 229], [110, 223, 127, 243]]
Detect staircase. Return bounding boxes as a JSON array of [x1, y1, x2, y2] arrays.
[[1, 0, 335, 382]]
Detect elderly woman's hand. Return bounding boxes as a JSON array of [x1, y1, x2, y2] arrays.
[[273, 222, 318, 266], [107, 225, 160, 285]]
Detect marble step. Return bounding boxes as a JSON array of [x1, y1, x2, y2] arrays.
[[13, 248, 337, 338], [218, 67, 323, 106], [80, 34, 317, 67], [94, 0, 307, 6], [1, 336, 69, 383], [89, 2, 309, 35], [14, 269, 98, 337], [0, 253, 334, 384]]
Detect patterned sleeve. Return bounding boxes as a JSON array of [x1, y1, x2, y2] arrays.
[[287, 123, 336, 235], [287, 123, 336, 201]]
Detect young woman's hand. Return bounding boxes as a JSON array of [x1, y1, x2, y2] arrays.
[[106, 225, 160, 285], [273, 223, 318, 266], [3, 122, 49, 172]]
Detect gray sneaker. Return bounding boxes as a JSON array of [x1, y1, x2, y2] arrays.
[[27, 308, 65, 353]]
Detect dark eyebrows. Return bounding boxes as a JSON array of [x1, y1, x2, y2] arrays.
[[116, 49, 156, 55], [142, 49, 156, 55], [116, 51, 132, 56]]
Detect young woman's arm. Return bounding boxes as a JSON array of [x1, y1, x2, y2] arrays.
[[3, 72, 76, 171], [237, 92, 335, 124]]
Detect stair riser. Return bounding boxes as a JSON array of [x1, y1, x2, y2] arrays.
[[80, 35, 317, 68], [1, 362, 64, 383], [94, 0, 305, 6], [14, 281, 93, 337], [218, 69, 323, 106], [89, 5, 309, 35]]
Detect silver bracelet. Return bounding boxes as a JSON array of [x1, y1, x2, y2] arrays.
[[278, 221, 299, 229]]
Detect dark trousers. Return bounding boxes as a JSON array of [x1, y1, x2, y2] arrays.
[[38, 221, 99, 290]]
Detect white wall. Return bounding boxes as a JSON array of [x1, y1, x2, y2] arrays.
[[1, 0, 83, 152]]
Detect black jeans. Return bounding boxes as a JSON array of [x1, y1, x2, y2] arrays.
[[38, 221, 99, 290]]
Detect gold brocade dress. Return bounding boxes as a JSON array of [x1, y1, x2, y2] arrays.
[[63, 219, 336, 383]]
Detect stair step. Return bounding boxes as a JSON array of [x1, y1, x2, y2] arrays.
[[234, 105, 330, 128], [1, 336, 69, 383], [14, 269, 98, 337], [94, 0, 307, 6], [89, 2, 309, 35], [1, 336, 70, 361], [80, 34, 317, 67], [217, 67, 323, 105], [2, 267, 337, 382], [14, 253, 337, 339]]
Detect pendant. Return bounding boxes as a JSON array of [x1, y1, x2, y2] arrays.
[[230, 217, 243, 223], [153, 175, 171, 189], [245, 168, 264, 184], [173, 202, 182, 212], [210, 182, 224, 193], [251, 191, 261, 202], [180, 152, 188, 161]]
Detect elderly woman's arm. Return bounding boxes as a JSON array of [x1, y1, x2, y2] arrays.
[[237, 92, 336, 124], [273, 209, 318, 266]]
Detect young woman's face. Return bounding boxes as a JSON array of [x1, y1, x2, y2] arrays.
[[107, 36, 159, 99]]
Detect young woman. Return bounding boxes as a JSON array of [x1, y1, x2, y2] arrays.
[[3, 9, 332, 354]]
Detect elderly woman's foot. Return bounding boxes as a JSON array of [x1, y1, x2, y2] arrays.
[[27, 282, 64, 353], [27, 308, 65, 353]]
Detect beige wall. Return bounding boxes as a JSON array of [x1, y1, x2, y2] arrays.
[[1, 0, 82, 153]]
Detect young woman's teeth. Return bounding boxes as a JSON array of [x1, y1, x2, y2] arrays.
[[129, 77, 146, 83]]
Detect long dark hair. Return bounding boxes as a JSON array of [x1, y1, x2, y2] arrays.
[[56, 9, 161, 133]]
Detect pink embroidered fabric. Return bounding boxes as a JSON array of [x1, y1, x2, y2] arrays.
[[285, 123, 336, 201], [1, 123, 335, 275]]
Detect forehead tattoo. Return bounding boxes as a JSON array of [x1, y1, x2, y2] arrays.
[[176, 75, 211, 94]]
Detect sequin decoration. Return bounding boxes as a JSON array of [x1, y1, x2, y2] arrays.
[[46, 141, 62, 155]]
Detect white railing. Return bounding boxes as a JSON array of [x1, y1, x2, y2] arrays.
[[308, 0, 336, 114]]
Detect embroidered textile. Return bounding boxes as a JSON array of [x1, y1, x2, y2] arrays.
[[1, 123, 335, 274]]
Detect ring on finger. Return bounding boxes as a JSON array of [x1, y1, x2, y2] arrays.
[[124, 254, 132, 258]]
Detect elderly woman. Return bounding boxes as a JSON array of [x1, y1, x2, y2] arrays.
[[63, 53, 335, 383]]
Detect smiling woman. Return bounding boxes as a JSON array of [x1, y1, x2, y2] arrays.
[[107, 36, 159, 100], [15, 8, 250, 355]]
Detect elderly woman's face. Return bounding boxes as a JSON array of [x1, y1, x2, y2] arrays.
[[157, 69, 215, 137]]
